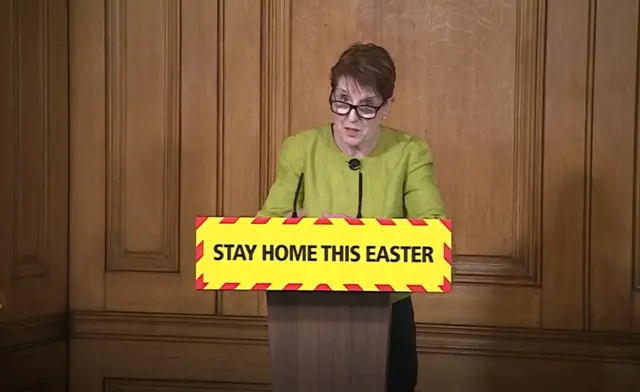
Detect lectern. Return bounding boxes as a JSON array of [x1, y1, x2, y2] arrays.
[[266, 291, 391, 392], [195, 216, 452, 392]]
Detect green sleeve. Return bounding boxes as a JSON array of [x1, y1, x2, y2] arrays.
[[404, 138, 448, 218], [257, 134, 305, 217]]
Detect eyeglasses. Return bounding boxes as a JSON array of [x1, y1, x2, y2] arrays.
[[329, 96, 386, 120]]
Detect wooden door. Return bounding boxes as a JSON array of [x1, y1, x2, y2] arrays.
[[68, 0, 640, 391], [0, 0, 69, 390]]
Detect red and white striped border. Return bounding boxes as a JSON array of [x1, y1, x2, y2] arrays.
[[197, 216, 448, 227], [201, 280, 452, 293], [195, 216, 452, 292]]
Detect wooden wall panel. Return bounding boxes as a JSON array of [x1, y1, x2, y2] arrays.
[[69, 0, 109, 311], [0, 0, 68, 323], [179, 0, 221, 316], [288, 0, 545, 328], [104, 0, 181, 273], [588, 0, 640, 333], [102, 0, 189, 311], [219, 0, 294, 318], [217, 0, 264, 317], [70, 0, 216, 315], [540, 0, 590, 330], [259, 0, 292, 194], [0, 0, 69, 390]]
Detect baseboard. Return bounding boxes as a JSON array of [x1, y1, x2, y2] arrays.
[[70, 310, 640, 364], [0, 313, 67, 353]]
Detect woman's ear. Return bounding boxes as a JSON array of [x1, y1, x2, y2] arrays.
[[382, 94, 394, 117]]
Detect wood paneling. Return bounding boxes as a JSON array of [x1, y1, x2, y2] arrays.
[[541, 0, 590, 330], [70, 310, 640, 392], [104, 0, 181, 273], [0, 0, 68, 323], [0, 0, 69, 390], [289, 0, 542, 328], [0, 340, 67, 392], [70, 0, 216, 314], [588, 0, 640, 333], [67, 0, 640, 391], [255, 0, 293, 318], [217, 0, 265, 317]]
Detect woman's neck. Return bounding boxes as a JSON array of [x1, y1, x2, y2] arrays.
[[334, 126, 380, 158]]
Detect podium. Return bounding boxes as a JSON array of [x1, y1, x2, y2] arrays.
[[266, 291, 391, 392], [194, 216, 452, 392]]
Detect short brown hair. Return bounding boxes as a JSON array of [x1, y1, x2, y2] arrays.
[[330, 42, 396, 101]]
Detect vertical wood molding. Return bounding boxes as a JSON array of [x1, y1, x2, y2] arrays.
[[9, 0, 51, 279], [214, 0, 225, 315], [217, 0, 267, 317], [254, 0, 293, 316], [454, 0, 547, 286], [215, 0, 225, 220], [259, 0, 292, 203], [588, 0, 639, 332], [635, 29, 640, 326], [105, 0, 181, 272], [1, 0, 68, 320], [512, 0, 546, 286], [583, 0, 597, 327], [69, 0, 108, 310], [634, 0, 640, 293], [180, 0, 221, 315]]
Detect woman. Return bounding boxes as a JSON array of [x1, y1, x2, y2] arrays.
[[258, 42, 447, 392]]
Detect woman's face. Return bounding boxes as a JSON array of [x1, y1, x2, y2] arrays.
[[330, 76, 391, 150]]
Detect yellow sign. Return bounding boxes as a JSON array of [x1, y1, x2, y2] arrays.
[[195, 217, 452, 293]]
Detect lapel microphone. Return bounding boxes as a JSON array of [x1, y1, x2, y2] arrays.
[[348, 158, 361, 171], [347, 159, 363, 218]]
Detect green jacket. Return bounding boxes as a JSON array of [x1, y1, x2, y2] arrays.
[[258, 124, 447, 303]]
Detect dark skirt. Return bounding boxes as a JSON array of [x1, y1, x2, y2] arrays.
[[386, 296, 418, 392]]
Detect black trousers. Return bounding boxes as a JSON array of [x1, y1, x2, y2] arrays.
[[386, 297, 418, 392]]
